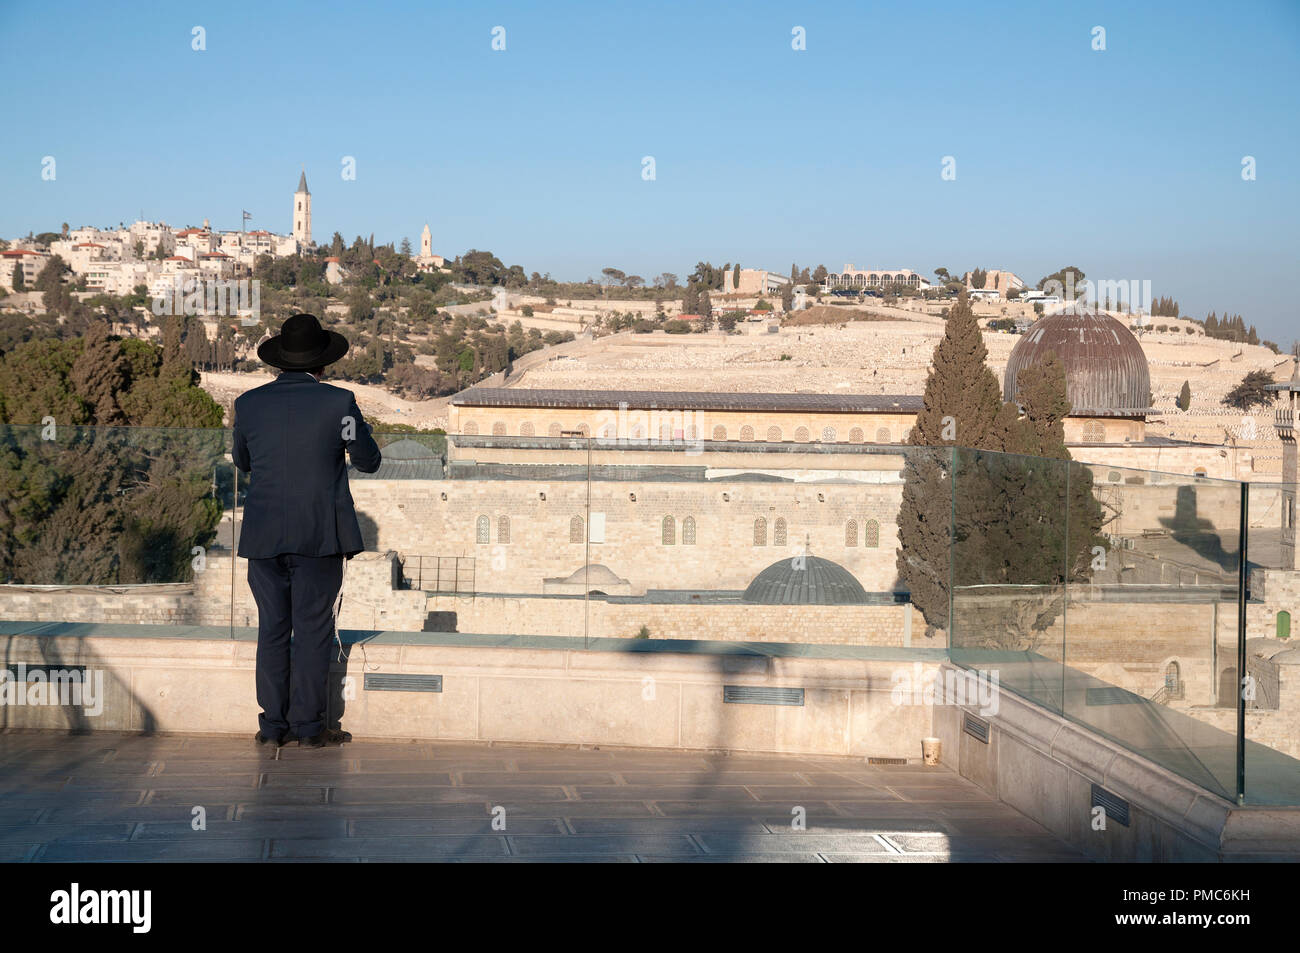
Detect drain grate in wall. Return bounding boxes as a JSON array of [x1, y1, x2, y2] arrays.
[[868, 757, 908, 765], [4, 664, 87, 681], [364, 673, 443, 693], [1091, 784, 1131, 827], [963, 713, 990, 744], [723, 686, 804, 707]]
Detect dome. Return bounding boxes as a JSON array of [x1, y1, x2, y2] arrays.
[[560, 564, 626, 586], [742, 555, 869, 605], [1004, 307, 1151, 416]]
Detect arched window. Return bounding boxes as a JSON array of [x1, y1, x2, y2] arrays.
[[660, 420, 674, 442], [753, 517, 767, 546], [662, 515, 676, 545], [1164, 661, 1180, 692], [849, 427, 864, 444], [463, 420, 479, 435], [682, 516, 696, 545], [821, 426, 837, 443], [864, 519, 880, 548], [570, 515, 584, 543], [712, 425, 727, 441], [685, 425, 698, 440], [774, 517, 787, 547], [548, 422, 562, 437], [519, 422, 535, 437], [576, 423, 590, 436], [630, 422, 645, 439], [875, 427, 891, 443], [475, 515, 490, 544], [1279, 610, 1292, 641], [497, 515, 510, 544], [492, 421, 507, 436], [795, 426, 810, 442], [766, 426, 782, 442], [740, 425, 755, 441], [600, 422, 616, 439], [845, 519, 858, 546], [1083, 420, 1105, 442]]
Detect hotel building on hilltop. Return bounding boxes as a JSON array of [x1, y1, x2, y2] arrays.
[[822, 266, 931, 291]]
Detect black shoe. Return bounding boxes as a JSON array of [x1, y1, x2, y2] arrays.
[[254, 731, 285, 747], [297, 728, 352, 748]]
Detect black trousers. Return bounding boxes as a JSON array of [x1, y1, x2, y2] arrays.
[[247, 553, 345, 740]]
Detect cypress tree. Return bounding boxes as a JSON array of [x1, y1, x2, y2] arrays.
[[1177, 380, 1192, 411], [952, 350, 1106, 651], [897, 293, 1016, 635]]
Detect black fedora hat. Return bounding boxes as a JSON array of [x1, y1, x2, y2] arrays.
[[258, 313, 350, 370]]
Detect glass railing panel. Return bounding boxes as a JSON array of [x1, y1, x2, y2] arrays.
[[1242, 480, 1300, 806], [1062, 459, 1241, 801], [949, 447, 1070, 715], [0, 423, 232, 617]]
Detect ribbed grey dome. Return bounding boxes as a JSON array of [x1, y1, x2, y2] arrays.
[[742, 555, 869, 605], [1004, 308, 1151, 416]]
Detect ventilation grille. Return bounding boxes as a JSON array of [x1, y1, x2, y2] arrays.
[[723, 685, 804, 707], [868, 757, 907, 765], [364, 673, 443, 693], [963, 712, 990, 744], [1091, 784, 1131, 827], [4, 664, 87, 681]]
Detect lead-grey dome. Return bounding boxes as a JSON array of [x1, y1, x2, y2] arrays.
[[1004, 307, 1151, 416], [742, 555, 869, 605]]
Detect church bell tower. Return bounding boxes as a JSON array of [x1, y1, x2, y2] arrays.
[[293, 168, 312, 247]]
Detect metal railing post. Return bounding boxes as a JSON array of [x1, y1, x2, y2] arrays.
[[1236, 480, 1248, 805]]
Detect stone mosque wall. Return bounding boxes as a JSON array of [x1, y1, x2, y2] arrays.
[[347, 478, 908, 596]]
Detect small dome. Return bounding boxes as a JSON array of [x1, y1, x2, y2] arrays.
[[561, 564, 626, 586], [742, 555, 868, 605], [1004, 306, 1151, 416]]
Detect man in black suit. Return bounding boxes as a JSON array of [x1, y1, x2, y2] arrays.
[[232, 313, 382, 748]]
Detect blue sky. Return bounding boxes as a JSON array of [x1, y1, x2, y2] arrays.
[[2, 0, 1297, 341]]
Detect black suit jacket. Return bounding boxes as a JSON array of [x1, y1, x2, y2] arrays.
[[232, 371, 382, 559]]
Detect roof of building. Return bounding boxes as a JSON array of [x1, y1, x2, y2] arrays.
[[296, 170, 310, 194], [1264, 360, 1300, 393], [451, 387, 924, 414], [1, 249, 45, 256], [1004, 305, 1153, 416], [742, 554, 869, 605]]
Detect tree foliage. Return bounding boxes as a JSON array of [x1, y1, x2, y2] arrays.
[[0, 326, 225, 585], [896, 293, 1104, 647]]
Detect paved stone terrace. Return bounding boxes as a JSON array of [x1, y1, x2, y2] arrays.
[[0, 731, 1085, 862]]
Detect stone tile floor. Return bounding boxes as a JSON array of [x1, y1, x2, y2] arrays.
[[0, 731, 1086, 862]]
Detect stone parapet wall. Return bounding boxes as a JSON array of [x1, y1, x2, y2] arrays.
[[427, 593, 915, 646]]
